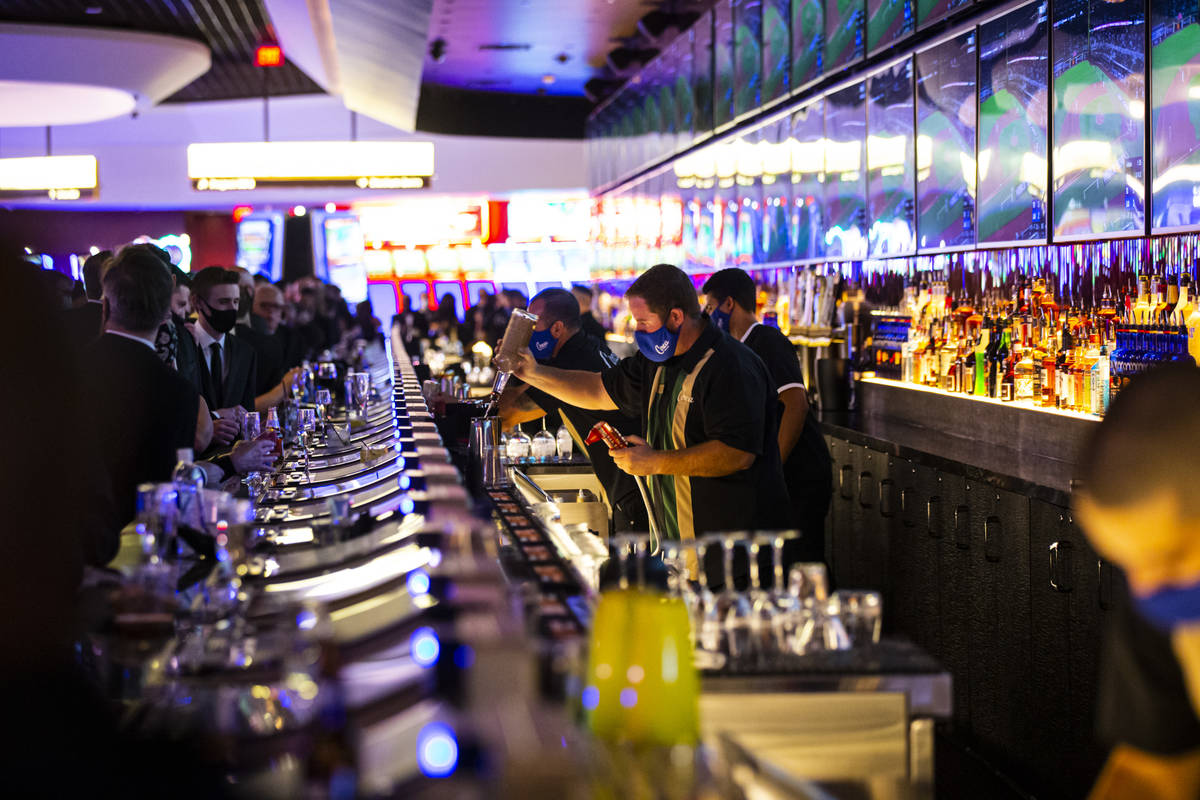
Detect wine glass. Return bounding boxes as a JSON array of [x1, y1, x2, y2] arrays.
[[788, 563, 850, 653], [315, 388, 332, 432], [506, 430, 531, 461], [241, 412, 265, 499], [555, 425, 573, 460], [746, 538, 778, 663], [299, 408, 317, 481], [531, 429, 557, 462], [716, 534, 754, 666], [834, 590, 882, 647], [767, 534, 803, 653]]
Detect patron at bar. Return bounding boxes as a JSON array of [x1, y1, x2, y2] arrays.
[[512, 264, 792, 544], [1076, 364, 1200, 798]]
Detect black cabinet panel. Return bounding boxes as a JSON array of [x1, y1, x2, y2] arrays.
[[935, 471, 972, 729], [829, 438, 856, 588], [967, 486, 1033, 775], [1028, 498, 1076, 798]]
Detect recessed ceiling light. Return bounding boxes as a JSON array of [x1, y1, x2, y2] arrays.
[[542, 74, 556, 85]]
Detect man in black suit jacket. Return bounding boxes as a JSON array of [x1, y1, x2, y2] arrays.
[[61, 250, 111, 352], [180, 267, 258, 446], [79, 247, 198, 547]]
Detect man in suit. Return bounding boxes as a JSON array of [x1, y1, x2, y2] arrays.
[[180, 266, 258, 446], [236, 281, 301, 411], [79, 246, 199, 545], [61, 250, 111, 351]]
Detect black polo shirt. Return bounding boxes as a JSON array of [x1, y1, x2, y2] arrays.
[[521, 332, 644, 520], [599, 316, 793, 540], [741, 323, 833, 491]]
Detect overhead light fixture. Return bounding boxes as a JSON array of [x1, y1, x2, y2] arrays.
[[188, 141, 434, 191], [0, 155, 98, 199]]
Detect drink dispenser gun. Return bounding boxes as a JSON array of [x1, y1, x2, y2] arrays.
[[485, 309, 538, 416], [585, 422, 662, 553]]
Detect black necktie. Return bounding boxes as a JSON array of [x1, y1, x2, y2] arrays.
[[209, 342, 223, 408]]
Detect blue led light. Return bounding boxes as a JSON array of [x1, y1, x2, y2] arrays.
[[410, 626, 440, 667], [581, 685, 600, 710], [417, 722, 459, 778], [407, 569, 431, 596], [619, 688, 637, 708], [453, 644, 474, 669], [400, 496, 415, 515], [398, 474, 411, 490]]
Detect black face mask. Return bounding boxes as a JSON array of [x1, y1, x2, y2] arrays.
[[200, 299, 238, 335]]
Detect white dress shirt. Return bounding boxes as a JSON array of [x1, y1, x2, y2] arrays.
[[190, 322, 228, 380]]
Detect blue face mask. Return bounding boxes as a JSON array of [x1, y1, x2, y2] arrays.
[[529, 327, 557, 361], [635, 322, 679, 362], [1133, 580, 1200, 630], [711, 305, 731, 333]]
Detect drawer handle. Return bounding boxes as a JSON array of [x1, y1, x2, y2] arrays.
[[983, 516, 1002, 562], [927, 496, 942, 539], [1049, 541, 1074, 592], [879, 479, 895, 518], [859, 471, 875, 508], [954, 505, 970, 550], [839, 464, 854, 499]]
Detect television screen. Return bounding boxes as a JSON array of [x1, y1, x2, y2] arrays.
[[762, 116, 793, 263], [917, 0, 972, 31], [916, 31, 977, 250], [322, 216, 368, 303], [734, 0, 763, 117], [791, 100, 826, 261], [673, 30, 695, 151], [977, 1, 1049, 244], [715, 140, 740, 266], [1151, 0, 1200, 230], [791, 0, 823, 89], [867, 59, 916, 256], [1052, 0, 1145, 238], [825, 0, 865, 73], [763, 0, 791, 103], [694, 11, 716, 135], [736, 130, 763, 264], [824, 83, 868, 258], [868, 0, 915, 53], [715, 1, 736, 128]]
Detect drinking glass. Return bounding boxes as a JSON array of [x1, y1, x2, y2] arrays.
[[746, 539, 778, 662], [506, 430, 531, 461], [299, 407, 317, 480], [834, 590, 882, 647], [242, 411, 261, 441], [788, 563, 851, 654], [767, 534, 803, 652], [315, 388, 332, 430], [354, 372, 371, 417]]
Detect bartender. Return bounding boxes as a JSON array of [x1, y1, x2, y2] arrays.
[[499, 288, 649, 533], [511, 263, 792, 546], [702, 268, 832, 564], [1075, 364, 1200, 798]]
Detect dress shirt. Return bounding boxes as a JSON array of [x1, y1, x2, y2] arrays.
[[189, 322, 228, 380]]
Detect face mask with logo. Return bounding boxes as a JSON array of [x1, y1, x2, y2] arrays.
[[1134, 580, 1200, 630], [528, 327, 558, 362], [635, 322, 679, 363], [711, 305, 731, 333], [201, 299, 239, 335]]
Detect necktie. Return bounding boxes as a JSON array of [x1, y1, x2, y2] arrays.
[[209, 342, 223, 408]]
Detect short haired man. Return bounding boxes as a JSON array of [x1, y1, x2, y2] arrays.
[[179, 266, 259, 445], [61, 249, 111, 351], [1076, 364, 1200, 798], [703, 267, 833, 563], [500, 288, 648, 532], [513, 264, 793, 552], [572, 284, 607, 341], [79, 246, 199, 552]]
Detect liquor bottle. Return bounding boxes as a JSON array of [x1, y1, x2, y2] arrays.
[[1091, 344, 1110, 415], [1001, 347, 1016, 402], [960, 343, 975, 395], [1040, 337, 1057, 408], [992, 324, 1010, 399], [1015, 346, 1037, 402], [974, 324, 990, 396], [1133, 275, 1151, 324]]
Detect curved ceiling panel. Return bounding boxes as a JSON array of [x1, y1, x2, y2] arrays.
[[0, 23, 210, 126]]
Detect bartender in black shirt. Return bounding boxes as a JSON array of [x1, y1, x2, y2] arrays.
[[499, 288, 648, 533], [1075, 365, 1200, 798], [702, 268, 833, 563], [512, 264, 792, 547]]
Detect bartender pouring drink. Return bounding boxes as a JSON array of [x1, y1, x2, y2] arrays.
[[499, 288, 649, 533], [511, 264, 793, 547]]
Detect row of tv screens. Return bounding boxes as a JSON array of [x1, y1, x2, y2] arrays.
[[586, 0, 977, 188], [592, 0, 1200, 260]]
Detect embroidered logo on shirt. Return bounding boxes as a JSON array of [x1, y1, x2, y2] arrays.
[[677, 393, 694, 404]]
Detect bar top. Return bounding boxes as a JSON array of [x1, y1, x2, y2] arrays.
[[820, 378, 1091, 507]]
